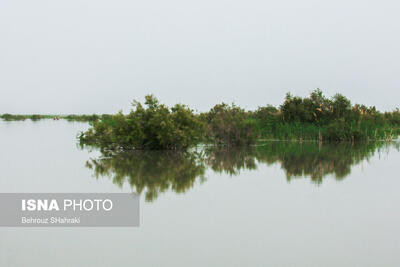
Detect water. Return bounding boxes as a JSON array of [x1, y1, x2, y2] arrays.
[[1, 120, 399, 267]]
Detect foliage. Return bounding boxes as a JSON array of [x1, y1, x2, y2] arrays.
[[4, 89, 399, 146], [80, 95, 205, 150], [65, 114, 100, 122], [1, 113, 27, 121], [30, 114, 43, 121], [0, 113, 103, 122], [253, 89, 400, 142], [204, 103, 257, 146]]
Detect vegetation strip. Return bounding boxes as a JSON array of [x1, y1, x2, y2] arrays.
[[79, 90, 400, 149], [3, 89, 400, 148]]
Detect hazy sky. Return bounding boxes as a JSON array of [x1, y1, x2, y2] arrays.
[[1, 0, 399, 114]]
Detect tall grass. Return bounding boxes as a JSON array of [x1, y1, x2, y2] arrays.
[[252, 89, 400, 142]]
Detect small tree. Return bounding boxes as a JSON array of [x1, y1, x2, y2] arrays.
[[332, 93, 351, 119], [205, 103, 257, 146]]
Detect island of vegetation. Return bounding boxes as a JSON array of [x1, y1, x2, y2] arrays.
[[2, 89, 399, 148], [0, 113, 103, 122], [78, 89, 400, 150]]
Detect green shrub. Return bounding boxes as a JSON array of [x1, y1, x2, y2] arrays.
[[80, 95, 205, 150], [1, 114, 26, 121], [204, 103, 257, 146], [30, 114, 43, 121]]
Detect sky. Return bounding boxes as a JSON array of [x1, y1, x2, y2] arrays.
[[0, 0, 399, 114]]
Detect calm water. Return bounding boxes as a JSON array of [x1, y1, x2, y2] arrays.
[[1, 120, 400, 267]]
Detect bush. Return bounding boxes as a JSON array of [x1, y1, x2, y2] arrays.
[[80, 95, 205, 150], [204, 103, 257, 146], [30, 114, 43, 121], [1, 114, 26, 121], [65, 114, 99, 122]]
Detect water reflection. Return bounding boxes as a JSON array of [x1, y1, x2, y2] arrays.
[[86, 151, 206, 202], [85, 142, 398, 202]]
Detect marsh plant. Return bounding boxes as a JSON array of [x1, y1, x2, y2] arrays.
[[0, 113, 103, 122], [202, 103, 257, 146], [80, 95, 205, 150], [79, 90, 400, 150], [252, 89, 400, 142], [3, 89, 398, 148], [1, 113, 27, 121]]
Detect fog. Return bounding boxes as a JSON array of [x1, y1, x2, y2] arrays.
[[1, 0, 399, 114]]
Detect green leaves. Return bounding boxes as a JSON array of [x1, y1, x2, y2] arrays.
[[205, 103, 257, 146], [80, 95, 204, 150], [79, 91, 400, 150]]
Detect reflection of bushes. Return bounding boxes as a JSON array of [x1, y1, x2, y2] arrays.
[[85, 142, 398, 201], [204, 142, 393, 184], [253, 142, 392, 184], [86, 150, 206, 202], [203, 147, 258, 176]]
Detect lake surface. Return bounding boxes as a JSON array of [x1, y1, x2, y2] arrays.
[[1, 120, 400, 267]]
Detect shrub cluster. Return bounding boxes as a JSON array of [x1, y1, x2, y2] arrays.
[[65, 114, 101, 122], [1, 113, 27, 121], [252, 89, 400, 142], [0, 113, 102, 122], [80, 95, 205, 150], [74, 90, 400, 150], [202, 103, 257, 146]]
